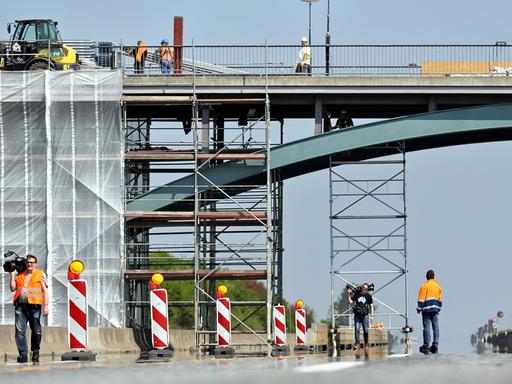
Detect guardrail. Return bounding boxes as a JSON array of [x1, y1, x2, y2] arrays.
[[117, 43, 512, 77], [3, 41, 512, 77]]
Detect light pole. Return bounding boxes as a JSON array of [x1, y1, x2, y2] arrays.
[[302, 0, 319, 44], [325, 0, 331, 75]]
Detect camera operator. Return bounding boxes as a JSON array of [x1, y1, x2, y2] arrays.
[[9, 255, 48, 364], [347, 283, 374, 357]]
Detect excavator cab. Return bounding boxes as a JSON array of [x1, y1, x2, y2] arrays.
[[0, 19, 78, 70]]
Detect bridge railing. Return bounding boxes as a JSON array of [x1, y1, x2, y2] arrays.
[[4, 41, 512, 77], [117, 44, 512, 77]]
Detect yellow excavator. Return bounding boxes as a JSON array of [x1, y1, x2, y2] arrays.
[[0, 19, 78, 70]]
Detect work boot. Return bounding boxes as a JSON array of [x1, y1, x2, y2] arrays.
[[364, 344, 370, 359], [430, 343, 438, 354], [17, 355, 28, 363], [419, 345, 430, 355], [32, 351, 40, 365]]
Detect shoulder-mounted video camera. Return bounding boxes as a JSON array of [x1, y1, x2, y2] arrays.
[[346, 282, 375, 294], [3, 251, 26, 273]]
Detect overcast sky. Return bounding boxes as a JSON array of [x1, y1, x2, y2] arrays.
[[2, 0, 512, 354]]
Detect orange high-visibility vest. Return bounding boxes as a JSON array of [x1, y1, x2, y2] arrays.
[[159, 46, 174, 62], [136, 46, 147, 63], [13, 269, 44, 305]]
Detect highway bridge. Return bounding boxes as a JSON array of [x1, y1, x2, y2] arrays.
[[121, 54, 512, 353], [2, 42, 512, 357]]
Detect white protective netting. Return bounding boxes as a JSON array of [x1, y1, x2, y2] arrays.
[[0, 71, 123, 327]]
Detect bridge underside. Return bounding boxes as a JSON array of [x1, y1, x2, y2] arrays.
[[127, 103, 512, 213]]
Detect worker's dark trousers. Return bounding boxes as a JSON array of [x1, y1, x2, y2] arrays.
[[15, 303, 42, 357], [354, 314, 369, 346]]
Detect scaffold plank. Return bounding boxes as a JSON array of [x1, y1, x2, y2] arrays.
[[125, 211, 267, 219], [125, 270, 267, 280], [125, 152, 266, 161]]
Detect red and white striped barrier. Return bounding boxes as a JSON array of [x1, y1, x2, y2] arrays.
[[150, 288, 169, 349], [295, 308, 307, 345], [274, 304, 287, 346], [68, 279, 88, 350], [217, 297, 231, 346]]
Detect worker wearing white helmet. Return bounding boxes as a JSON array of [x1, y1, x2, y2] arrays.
[[296, 37, 311, 74]]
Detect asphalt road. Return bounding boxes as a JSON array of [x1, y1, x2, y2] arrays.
[[0, 353, 510, 384]]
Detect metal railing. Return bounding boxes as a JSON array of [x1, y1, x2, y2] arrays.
[[116, 43, 512, 77], [4, 41, 512, 77]]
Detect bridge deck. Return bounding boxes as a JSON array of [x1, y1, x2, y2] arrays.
[[123, 75, 512, 118]]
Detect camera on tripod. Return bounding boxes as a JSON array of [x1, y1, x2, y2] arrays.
[[346, 282, 375, 294], [3, 251, 27, 273]]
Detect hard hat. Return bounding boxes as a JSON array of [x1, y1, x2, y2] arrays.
[[301, 37, 308, 42], [161, 39, 169, 44]]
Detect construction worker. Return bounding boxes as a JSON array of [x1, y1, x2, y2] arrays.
[[334, 110, 354, 129], [295, 37, 311, 74], [9, 255, 49, 364], [348, 283, 374, 358], [128, 40, 147, 74], [156, 39, 175, 75], [417, 270, 443, 354], [323, 109, 355, 132]]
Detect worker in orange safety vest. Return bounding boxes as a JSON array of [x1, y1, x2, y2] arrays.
[[156, 39, 175, 75], [417, 269, 442, 355], [10, 255, 48, 364], [129, 40, 148, 74]]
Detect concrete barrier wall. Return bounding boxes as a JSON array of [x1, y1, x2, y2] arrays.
[[0, 325, 140, 363], [1, 324, 388, 362]]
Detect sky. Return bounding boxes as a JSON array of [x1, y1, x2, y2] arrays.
[[3, 0, 512, 354]]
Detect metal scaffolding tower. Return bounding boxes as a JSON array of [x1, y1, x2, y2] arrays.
[[123, 49, 278, 355], [329, 142, 409, 338], [124, 117, 152, 347], [191, 95, 276, 355]]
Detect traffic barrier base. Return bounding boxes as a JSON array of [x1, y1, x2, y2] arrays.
[[137, 347, 173, 363], [271, 344, 289, 357], [293, 344, 310, 354], [61, 350, 96, 361], [214, 345, 235, 358]]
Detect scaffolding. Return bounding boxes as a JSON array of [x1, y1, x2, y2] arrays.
[[0, 71, 124, 327], [124, 49, 278, 355], [329, 142, 409, 337]]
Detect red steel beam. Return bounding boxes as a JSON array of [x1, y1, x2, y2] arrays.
[[125, 152, 266, 161], [173, 16, 183, 74], [125, 269, 267, 280], [127, 219, 267, 228], [125, 211, 267, 220]]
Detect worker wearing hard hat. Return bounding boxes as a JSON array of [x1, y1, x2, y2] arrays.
[[296, 37, 311, 74], [156, 39, 175, 76]]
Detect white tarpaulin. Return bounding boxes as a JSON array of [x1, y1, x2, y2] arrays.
[[0, 70, 123, 327]]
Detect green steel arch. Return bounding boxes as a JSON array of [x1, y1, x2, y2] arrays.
[[127, 103, 512, 212]]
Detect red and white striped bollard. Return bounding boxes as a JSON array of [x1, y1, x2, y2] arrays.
[[295, 308, 307, 345], [274, 304, 287, 345], [293, 299, 310, 354], [62, 260, 96, 361], [214, 285, 235, 357], [271, 304, 289, 356], [137, 273, 173, 362], [68, 278, 88, 350], [150, 287, 169, 349]]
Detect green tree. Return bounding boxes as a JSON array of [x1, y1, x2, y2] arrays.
[[150, 252, 195, 329], [331, 287, 350, 326]]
